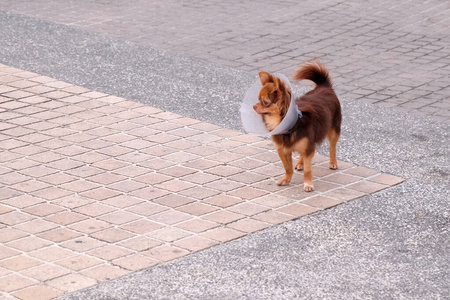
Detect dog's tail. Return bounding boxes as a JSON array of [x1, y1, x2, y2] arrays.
[[292, 59, 332, 88]]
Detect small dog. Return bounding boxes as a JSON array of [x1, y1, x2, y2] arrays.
[[253, 60, 341, 192]]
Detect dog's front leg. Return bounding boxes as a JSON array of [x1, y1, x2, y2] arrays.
[[276, 147, 293, 186]]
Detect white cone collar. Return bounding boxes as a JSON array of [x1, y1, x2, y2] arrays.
[[240, 73, 300, 137]]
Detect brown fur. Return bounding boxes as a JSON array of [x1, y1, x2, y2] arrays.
[[254, 60, 342, 191]]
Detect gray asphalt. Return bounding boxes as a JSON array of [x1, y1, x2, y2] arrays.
[[1, 11, 449, 300]]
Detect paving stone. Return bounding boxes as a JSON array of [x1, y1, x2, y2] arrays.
[[81, 264, 129, 281], [143, 244, 189, 262], [12, 285, 64, 300], [201, 227, 246, 243], [46, 273, 97, 293]]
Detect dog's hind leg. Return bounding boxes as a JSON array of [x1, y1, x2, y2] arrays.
[[327, 129, 339, 170], [295, 156, 303, 171]]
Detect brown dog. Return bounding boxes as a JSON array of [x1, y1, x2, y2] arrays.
[[253, 60, 342, 192]]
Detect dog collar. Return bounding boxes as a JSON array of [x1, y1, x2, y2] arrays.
[[240, 73, 299, 136]]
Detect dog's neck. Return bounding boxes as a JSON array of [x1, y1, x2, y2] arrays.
[[262, 114, 283, 131]]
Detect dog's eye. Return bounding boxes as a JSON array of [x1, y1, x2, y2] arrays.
[[263, 100, 270, 107]]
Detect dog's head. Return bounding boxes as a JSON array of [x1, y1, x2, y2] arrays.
[[253, 72, 291, 130]]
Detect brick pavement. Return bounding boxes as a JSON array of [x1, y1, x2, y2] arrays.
[[1, 0, 450, 122], [0, 64, 404, 299]]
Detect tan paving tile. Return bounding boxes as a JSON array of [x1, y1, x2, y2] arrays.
[[87, 245, 133, 261], [101, 194, 143, 208], [252, 194, 293, 208], [120, 219, 163, 234], [0, 227, 29, 243], [0, 255, 42, 271], [228, 186, 268, 200], [154, 179, 196, 192], [60, 236, 106, 252], [30, 187, 72, 200], [2, 195, 45, 209], [322, 173, 363, 184], [91, 158, 129, 171], [117, 236, 162, 252], [0, 274, 36, 293], [175, 218, 220, 233], [46, 273, 97, 293], [12, 285, 64, 300], [0, 245, 20, 261], [73, 202, 116, 217], [206, 165, 244, 177], [344, 166, 379, 177], [252, 211, 296, 224], [347, 180, 390, 194], [368, 173, 405, 186], [227, 218, 271, 233], [45, 211, 88, 226], [150, 227, 192, 243], [203, 210, 245, 224], [148, 210, 193, 225], [227, 202, 269, 216], [28, 246, 75, 262], [37, 228, 83, 243], [203, 194, 245, 208], [97, 211, 141, 225], [6, 236, 52, 252], [52, 194, 94, 209], [125, 202, 168, 217], [182, 158, 221, 170], [179, 186, 220, 200], [181, 172, 220, 185], [0, 188, 24, 202], [143, 244, 189, 262], [112, 254, 159, 271], [23, 203, 65, 217], [80, 187, 120, 200], [59, 177, 100, 191], [277, 203, 319, 217], [90, 228, 135, 243], [55, 254, 102, 271], [11, 180, 51, 193], [201, 227, 246, 243], [20, 263, 71, 282], [107, 180, 146, 193], [205, 179, 244, 192], [0, 211, 34, 226], [176, 202, 219, 216], [14, 219, 59, 234], [301, 196, 345, 209], [173, 236, 219, 252], [81, 264, 129, 281], [159, 166, 197, 178], [323, 188, 367, 202]]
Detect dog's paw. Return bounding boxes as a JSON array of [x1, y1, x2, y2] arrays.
[[277, 178, 291, 186], [295, 164, 303, 171], [303, 183, 314, 192], [329, 163, 338, 170]]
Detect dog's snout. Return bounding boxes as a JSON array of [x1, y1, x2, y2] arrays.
[[253, 104, 258, 111]]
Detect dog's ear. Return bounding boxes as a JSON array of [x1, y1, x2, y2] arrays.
[[259, 71, 273, 85], [274, 78, 290, 117]]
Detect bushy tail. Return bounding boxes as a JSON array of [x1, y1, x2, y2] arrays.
[[292, 59, 332, 88]]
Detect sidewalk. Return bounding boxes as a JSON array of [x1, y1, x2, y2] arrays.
[[0, 64, 404, 299], [1, 0, 450, 122]]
